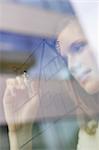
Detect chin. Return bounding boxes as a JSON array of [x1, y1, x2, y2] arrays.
[[83, 82, 99, 95]]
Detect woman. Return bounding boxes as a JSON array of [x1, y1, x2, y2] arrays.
[[57, 17, 99, 149], [3, 17, 99, 150]]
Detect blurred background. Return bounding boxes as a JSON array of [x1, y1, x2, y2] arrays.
[[0, 0, 98, 150]]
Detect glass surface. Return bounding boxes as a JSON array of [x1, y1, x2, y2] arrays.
[[0, 0, 98, 150]]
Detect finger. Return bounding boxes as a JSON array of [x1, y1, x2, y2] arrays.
[[6, 78, 15, 87], [6, 78, 20, 96], [15, 76, 26, 89], [5, 84, 15, 97], [21, 73, 29, 87], [6, 78, 17, 87]]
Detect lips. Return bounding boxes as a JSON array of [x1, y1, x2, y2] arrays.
[[72, 68, 92, 84], [78, 69, 92, 84]]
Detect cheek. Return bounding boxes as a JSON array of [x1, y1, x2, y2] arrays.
[[77, 49, 95, 67]]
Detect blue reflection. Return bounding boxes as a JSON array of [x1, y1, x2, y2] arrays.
[[0, 31, 70, 79]]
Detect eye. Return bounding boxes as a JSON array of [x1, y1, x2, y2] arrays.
[[69, 41, 87, 53]]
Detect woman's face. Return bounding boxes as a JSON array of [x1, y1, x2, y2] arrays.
[[58, 21, 99, 94]]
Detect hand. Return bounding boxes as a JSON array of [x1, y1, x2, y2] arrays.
[[3, 75, 39, 132]]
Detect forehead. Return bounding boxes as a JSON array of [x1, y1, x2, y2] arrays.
[[58, 20, 85, 56]]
